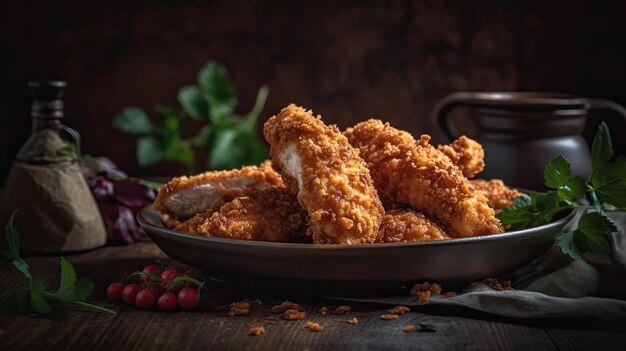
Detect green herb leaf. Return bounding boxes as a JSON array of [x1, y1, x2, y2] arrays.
[[56, 257, 76, 295], [557, 175, 586, 201], [573, 211, 616, 254], [555, 232, 582, 259], [178, 85, 209, 119], [591, 121, 613, 172], [113, 108, 153, 135], [544, 156, 571, 189], [136, 136, 162, 166], [197, 61, 237, 118], [591, 156, 626, 208], [2, 212, 31, 281], [30, 277, 52, 314]]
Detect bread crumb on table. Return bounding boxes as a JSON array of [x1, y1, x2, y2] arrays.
[[418, 290, 431, 303], [444, 291, 457, 298], [379, 314, 399, 320], [228, 301, 251, 316], [249, 326, 265, 336], [333, 305, 351, 315], [319, 306, 330, 315], [304, 321, 324, 332], [272, 300, 304, 313], [388, 305, 410, 315], [410, 281, 442, 296], [482, 277, 514, 291], [346, 317, 359, 325], [282, 309, 306, 320], [403, 325, 415, 332]]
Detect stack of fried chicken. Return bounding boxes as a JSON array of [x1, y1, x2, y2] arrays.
[[153, 105, 521, 244]]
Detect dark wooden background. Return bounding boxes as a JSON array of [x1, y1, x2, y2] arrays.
[[2, 0, 626, 184]]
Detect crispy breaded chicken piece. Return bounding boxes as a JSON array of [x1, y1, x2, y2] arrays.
[[263, 104, 384, 244], [470, 179, 522, 211], [344, 119, 503, 237], [175, 188, 308, 242], [153, 161, 284, 219], [377, 209, 451, 243], [438, 136, 485, 179]]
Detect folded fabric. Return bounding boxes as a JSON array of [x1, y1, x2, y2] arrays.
[[335, 212, 626, 322]]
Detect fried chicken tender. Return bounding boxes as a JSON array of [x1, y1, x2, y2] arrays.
[[438, 136, 484, 178], [344, 119, 503, 237], [377, 209, 451, 243], [153, 161, 284, 219], [470, 179, 522, 211], [263, 105, 384, 244], [175, 188, 308, 242]]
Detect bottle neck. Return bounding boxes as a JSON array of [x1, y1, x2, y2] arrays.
[[32, 117, 63, 133]]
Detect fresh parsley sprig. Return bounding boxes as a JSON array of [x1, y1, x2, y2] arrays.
[[0, 212, 116, 317], [496, 122, 625, 259]]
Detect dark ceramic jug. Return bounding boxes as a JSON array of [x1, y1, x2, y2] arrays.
[[432, 92, 626, 190]]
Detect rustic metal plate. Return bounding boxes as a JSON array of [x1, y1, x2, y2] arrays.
[[138, 206, 574, 295]]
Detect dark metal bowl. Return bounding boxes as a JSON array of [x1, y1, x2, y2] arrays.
[[138, 207, 574, 295]]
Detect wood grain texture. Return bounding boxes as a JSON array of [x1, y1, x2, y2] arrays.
[[1, 242, 626, 350]]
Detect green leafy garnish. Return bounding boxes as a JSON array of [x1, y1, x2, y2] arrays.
[[496, 122, 624, 259], [114, 60, 269, 173], [0, 212, 116, 317]]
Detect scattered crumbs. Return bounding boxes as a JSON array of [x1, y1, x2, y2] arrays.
[[416, 323, 436, 333], [418, 290, 431, 303], [319, 306, 330, 315], [379, 314, 399, 320], [333, 305, 351, 315], [347, 317, 359, 325], [282, 309, 306, 320], [403, 325, 415, 332], [228, 301, 251, 316], [265, 319, 278, 325], [444, 291, 457, 298], [249, 326, 265, 336], [304, 321, 324, 332], [271, 300, 304, 314], [388, 305, 410, 315], [254, 299, 262, 305], [482, 277, 514, 291], [410, 281, 442, 296]]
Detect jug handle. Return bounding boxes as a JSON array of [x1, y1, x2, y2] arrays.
[[59, 124, 82, 156], [432, 92, 485, 140], [586, 98, 626, 121]]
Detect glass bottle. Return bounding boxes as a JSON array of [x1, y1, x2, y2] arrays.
[[0, 80, 106, 252]]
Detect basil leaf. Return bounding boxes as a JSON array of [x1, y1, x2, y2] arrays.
[[591, 157, 626, 208], [113, 108, 153, 135], [544, 156, 571, 189], [136, 136, 162, 166], [178, 85, 209, 119], [555, 232, 582, 259], [591, 121, 613, 173]]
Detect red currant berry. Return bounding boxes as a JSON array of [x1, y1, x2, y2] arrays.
[[158, 292, 177, 311], [122, 284, 141, 305], [177, 287, 199, 309], [106, 282, 124, 301], [135, 289, 156, 309]]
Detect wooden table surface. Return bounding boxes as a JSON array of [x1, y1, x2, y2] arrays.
[[1, 242, 625, 351]]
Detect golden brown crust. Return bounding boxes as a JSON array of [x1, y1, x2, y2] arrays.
[[263, 105, 384, 244], [344, 119, 503, 237], [153, 161, 284, 219], [378, 209, 451, 243], [175, 188, 308, 242], [470, 179, 522, 211], [438, 136, 485, 179]]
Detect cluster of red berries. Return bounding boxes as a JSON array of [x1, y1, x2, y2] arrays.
[[106, 264, 203, 311]]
